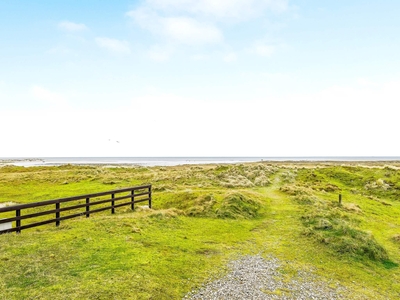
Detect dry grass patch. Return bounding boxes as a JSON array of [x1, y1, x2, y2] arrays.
[[342, 203, 363, 214], [392, 234, 400, 243]]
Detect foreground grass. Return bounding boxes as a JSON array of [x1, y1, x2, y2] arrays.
[[0, 213, 261, 299], [1, 162, 400, 299]]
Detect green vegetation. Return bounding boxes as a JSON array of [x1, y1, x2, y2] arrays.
[[1, 162, 400, 299]]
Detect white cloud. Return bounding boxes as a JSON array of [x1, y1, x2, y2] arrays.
[[148, 45, 173, 61], [31, 85, 68, 106], [128, 7, 158, 31], [162, 17, 222, 45], [252, 44, 276, 57], [58, 21, 88, 32], [95, 37, 131, 54], [145, 0, 288, 20], [47, 46, 72, 55], [192, 54, 209, 61], [127, 0, 287, 47], [128, 9, 222, 45], [223, 52, 237, 62]]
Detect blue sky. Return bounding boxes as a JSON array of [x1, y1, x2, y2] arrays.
[[1, 0, 399, 157]]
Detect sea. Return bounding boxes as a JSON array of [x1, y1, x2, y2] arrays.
[[1, 157, 400, 167]]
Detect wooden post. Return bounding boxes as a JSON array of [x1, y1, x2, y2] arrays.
[[339, 194, 342, 205], [111, 194, 115, 214], [131, 190, 135, 210], [149, 186, 152, 209], [56, 202, 60, 226], [16, 209, 21, 233], [86, 197, 90, 218]]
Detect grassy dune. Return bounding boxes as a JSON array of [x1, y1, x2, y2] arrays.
[[0, 162, 400, 299]]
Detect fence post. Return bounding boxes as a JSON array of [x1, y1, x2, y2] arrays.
[[131, 190, 135, 210], [339, 194, 342, 205], [86, 197, 90, 218], [16, 209, 21, 233], [56, 202, 60, 226], [149, 186, 152, 209], [111, 193, 115, 214]]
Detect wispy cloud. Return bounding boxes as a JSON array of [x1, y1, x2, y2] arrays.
[[128, 9, 222, 45], [127, 0, 288, 49], [58, 21, 88, 32], [95, 37, 131, 54], [142, 0, 289, 20]]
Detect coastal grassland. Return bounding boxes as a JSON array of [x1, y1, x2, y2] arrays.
[[0, 162, 400, 299]]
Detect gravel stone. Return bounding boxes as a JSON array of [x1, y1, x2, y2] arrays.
[[183, 255, 346, 300]]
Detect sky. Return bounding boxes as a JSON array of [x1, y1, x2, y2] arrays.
[[1, 0, 399, 157]]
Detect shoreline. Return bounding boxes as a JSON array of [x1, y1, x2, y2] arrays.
[[1, 157, 400, 168]]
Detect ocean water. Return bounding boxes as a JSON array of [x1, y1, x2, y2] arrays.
[[1, 157, 400, 167]]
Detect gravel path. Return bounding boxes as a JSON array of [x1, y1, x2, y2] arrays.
[[183, 255, 346, 300]]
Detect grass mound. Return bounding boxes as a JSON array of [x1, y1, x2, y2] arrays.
[[216, 192, 262, 219], [298, 166, 400, 201], [186, 194, 217, 217], [214, 163, 276, 188], [157, 190, 218, 217], [281, 192, 388, 261], [303, 213, 389, 261], [157, 189, 265, 220], [280, 184, 319, 205]]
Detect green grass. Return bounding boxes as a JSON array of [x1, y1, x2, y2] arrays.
[[1, 162, 400, 299], [0, 214, 259, 299]]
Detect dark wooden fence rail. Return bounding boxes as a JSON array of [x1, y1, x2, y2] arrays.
[[0, 185, 152, 234]]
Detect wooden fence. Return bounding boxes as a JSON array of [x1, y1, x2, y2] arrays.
[[0, 185, 152, 234]]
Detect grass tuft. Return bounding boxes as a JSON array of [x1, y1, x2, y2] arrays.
[[147, 208, 185, 219], [216, 192, 262, 219], [186, 194, 217, 217]]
